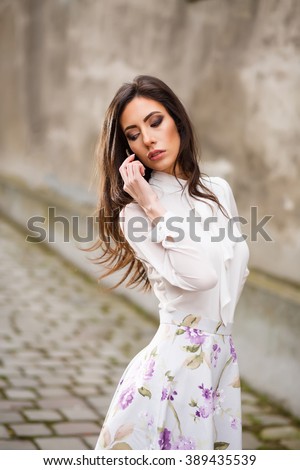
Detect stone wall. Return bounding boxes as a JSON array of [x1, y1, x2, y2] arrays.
[[0, 0, 300, 416], [1, 0, 299, 283], [1, 0, 300, 415]]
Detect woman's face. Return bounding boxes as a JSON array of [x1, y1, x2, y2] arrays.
[[120, 96, 181, 175]]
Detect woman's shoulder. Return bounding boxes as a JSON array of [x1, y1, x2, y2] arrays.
[[202, 174, 229, 187], [201, 175, 231, 196], [200, 176, 235, 214]]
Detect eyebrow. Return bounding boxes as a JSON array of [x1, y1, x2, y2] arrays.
[[123, 111, 162, 133]]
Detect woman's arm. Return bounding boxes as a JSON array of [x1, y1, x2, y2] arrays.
[[120, 204, 218, 292], [217, 177, 250, 300], [118, 154, 218, 292]]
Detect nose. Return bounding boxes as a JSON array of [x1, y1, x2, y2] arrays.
[[142, 129, 156, 147]]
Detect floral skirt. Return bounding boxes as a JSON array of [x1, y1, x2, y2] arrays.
[[95, 313, 242, 450]]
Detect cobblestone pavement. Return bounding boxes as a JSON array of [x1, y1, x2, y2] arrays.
[[0, 214, 300, 450]]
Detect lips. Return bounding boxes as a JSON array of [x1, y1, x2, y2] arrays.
[[148, 149, 166, 160]]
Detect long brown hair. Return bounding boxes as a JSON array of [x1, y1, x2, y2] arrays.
[[83, 75, 229, 292]]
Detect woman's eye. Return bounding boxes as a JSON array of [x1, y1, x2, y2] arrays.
[[127, 133, 139, 141], [151, 117, 163, 127], [126, 117, 163, 140]]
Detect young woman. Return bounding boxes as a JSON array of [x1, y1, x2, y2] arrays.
[[90, 75, 250, 450]]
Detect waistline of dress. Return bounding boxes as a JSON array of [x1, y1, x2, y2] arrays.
[[159, 311, 233, 336]]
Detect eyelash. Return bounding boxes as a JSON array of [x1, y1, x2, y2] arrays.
[[127, 117, 163, 141]]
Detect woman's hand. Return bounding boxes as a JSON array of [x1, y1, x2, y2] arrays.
[[119, 153, 155, 208], [119, 154, 166, 221]]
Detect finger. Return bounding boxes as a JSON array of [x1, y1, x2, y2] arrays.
[[127, 160, 135, 181], [124, 153, 135, 165], [119, 161, 128, 178], [131, 160, 145, 176], [119, 160, 131, 181], [132, 162, 143, 180], [119, 153, 135, 171], [127, 160, 145, 178], [119, 153, 135, 181], [129, 158, 145, 169], [137, 161, 146, 176]]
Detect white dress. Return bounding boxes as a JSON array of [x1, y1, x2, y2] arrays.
[[95, 170, 250, 450]]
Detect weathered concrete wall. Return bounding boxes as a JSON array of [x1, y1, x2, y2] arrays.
[[234, 272, 300, 417], [0, 0, 299, 283], [0, 0, 300, 413]]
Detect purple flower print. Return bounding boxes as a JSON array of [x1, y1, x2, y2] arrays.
[[195, 405, 210, 419], [229, 337, 237, 362], [212, 388, 224, 415], [138, 411, 154, 429], [161, 387, 178, 401], [158, 428, 172, 450], [118, 384, 135, 410], [195, 384, 224, 419], [230, 418, 239, 430], [198, 383, 212, 401], [143, 357, 156, 381], [195, 384, 213, 419], [185, 327, 207, 345], [147, 415, 154, 428], [203, 389, 211, 400], [169, 390, 178, 401], [172, 435, 196, 450], [211, 343, 221, 368]]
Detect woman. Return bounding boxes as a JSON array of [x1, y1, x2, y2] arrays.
[[90, 75, 250, 450]]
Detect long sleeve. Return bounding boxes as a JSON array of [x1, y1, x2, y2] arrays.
[[219, 178, 250, 300], [119, 204, 218, 292], [220, 178, 245, 238]]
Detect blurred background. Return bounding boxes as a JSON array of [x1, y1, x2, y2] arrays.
[[0, 0, 300, 450]]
